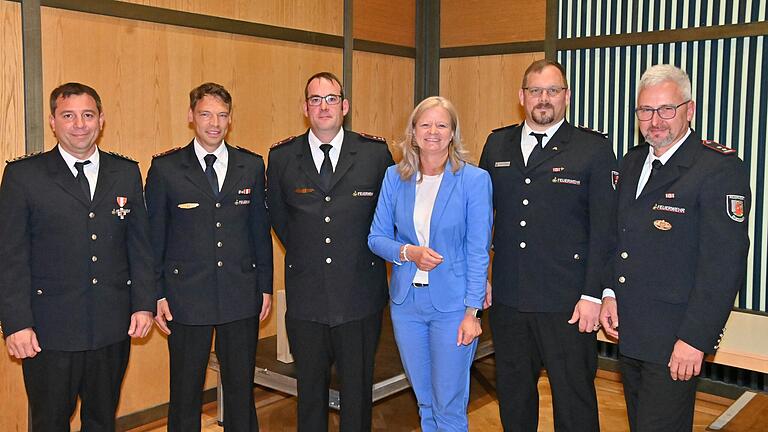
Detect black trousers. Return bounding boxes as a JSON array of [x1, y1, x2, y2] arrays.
[[490, 304, 599, 432], [619, 355, 698, 432], [167, 316, 259, 432], [286, 311, 382, 432], [22, 339, 130, 432]]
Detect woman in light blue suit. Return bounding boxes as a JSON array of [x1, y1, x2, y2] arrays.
[[368, 96, 493, 431]]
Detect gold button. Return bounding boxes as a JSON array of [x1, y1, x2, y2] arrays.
[[91, 234, 97, 240], [621, 252, 629, 259], [217, 261, 223, 267], [91, 256, 98, 262], [89, 212, 95, 219], [618, 276, 626, 283]]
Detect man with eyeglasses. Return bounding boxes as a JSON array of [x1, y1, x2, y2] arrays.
[[479, 59, 617, 431], [599, 64, 750, 431], [266, 72, 394, 431], [145, 82, 273, 431]]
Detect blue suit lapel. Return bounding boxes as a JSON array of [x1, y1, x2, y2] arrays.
[[429, 160, 460, 241], [402, 175, 418, 243]]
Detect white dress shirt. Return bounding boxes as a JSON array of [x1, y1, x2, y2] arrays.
[[308, 128, 344, 173], [412, 172, 444, 284], [58, 145, 99, 199], [634, 128, 690, 198], [521, 118, 565, 165], [193, 138, 229, 191]]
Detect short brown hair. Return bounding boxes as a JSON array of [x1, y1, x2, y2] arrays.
[[189, 82, 232, 111], [304, 72, 344, 99], [50, 82, 102, 115], [522, 59, 569, 89]]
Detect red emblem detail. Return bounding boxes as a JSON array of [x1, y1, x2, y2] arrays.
[[116, 196, 127, 207], [666, 193, 675, 199], [726, 194, 746, 222]]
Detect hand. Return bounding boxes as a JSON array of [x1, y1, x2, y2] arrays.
[[668, 339, 704, 381], [456, 314, 482, 346], [128, 311, 154, 338], [599, 297, 619, 339], [154, 299, 173, 335], [259, 293, 272, 322], [6, 328, 41, 359], [405, 245, 443, 272], [483, 280, 493, 309], [567, 299, 602, 333]]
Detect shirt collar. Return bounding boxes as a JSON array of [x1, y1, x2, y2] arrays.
[[193, 138, 228, 164], [58, 144, 100, 174], [308, 128, 344, 151], [522, 118, 565, 147], [645, 128, 691, 165]]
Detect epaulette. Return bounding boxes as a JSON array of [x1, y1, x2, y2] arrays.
[[701, 140, 736, 155], [106, 150, 138, 163], [152, 147, 182, 158], [270, 136, 295, 150], [577, 125, 609, 139], [235, 145, 263, 158], [492, 123, 519, 133], [359, 132, 387, 143], [6, 151, 43, 164]]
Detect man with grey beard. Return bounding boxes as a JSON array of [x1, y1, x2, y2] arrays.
[[600, 64, 750, 431], [479, 59, 617, 431]]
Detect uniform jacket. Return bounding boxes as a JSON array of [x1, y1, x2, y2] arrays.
[[479, 121, 618, 312], [612, 131, 751, 364], [145, 142, 273, 326], [266, 130, 394, 326], [368, 162, 493, 312], [0, 147, 155, 351]]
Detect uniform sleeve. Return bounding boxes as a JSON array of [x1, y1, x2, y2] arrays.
[[677, 157, 751, 353], [250, 158, 274, 294], [144, 161, 169, 300], [126, 164, 156, 313], [583, 141, 619, 298], [0, 167, 35, 336], [266, 151, 289, 246]]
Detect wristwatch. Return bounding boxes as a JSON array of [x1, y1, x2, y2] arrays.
[[466, 307, 483, 319]]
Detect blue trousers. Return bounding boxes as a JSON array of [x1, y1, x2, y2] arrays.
[[391, 286, 477, 432]]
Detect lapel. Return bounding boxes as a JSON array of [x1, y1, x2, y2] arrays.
[[635, 132, 698, 202], [296, 132, 325, 191], [618, 145, 647, 211], [429, 160, 460, 241], [181, 141, 217, 200], [402, 175, 418, 242], [328, 131, 357, 191], [508, 126, 525, 172], [219, 144, 245, 198], [46, 146, 91, 208], [91, 150, 117, 207], [525, 121, 573, 172]]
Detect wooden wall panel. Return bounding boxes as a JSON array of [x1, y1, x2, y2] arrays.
[[39, 6, 342, 425], [352, 50, 414, 159], [0, 2, 27, 431], [441, 0, 546, 48], [353, 0, 415, 47], [118, 0, 343, 35], [439, 52, 544, 162]]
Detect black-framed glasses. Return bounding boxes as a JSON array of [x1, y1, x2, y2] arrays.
[[306, 94, 343, 106], [635, 101, 690, 121], [522, 87, 568, 97]]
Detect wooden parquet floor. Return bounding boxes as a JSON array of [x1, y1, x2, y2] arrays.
[[128, 357, 735, 432]]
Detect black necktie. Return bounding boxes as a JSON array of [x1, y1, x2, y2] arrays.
[[74, 161, 92, 202], [649, 159, 663, 181], [319, 144, 333, 188], [204, 154, 219, 197], [528, 132, 547, 166]]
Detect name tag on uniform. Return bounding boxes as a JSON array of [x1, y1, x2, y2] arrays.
[[234, 199, 251, 206], [353, 191, 374, 197], [494, 161, 511, 167], [552, 177, 581, 186], [177, 203, 200, 209], [652, 203, 686, 214], [294, 188, 314, 194]]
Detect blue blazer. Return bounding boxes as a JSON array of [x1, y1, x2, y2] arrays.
[[368, 161, 493, 312]]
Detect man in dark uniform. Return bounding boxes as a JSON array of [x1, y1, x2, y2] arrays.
[[479, 59, 617, 431], [266, 72, 393, 432], [145, 82, 273, 432], [599, 64, 751, 432], [0, 82, 155, 431]]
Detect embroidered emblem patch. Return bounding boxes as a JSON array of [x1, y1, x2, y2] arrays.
[[726, 194, 746, 222]]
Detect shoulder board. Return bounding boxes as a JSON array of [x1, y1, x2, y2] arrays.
[[106, 150, 138, 163], [6, 151, 43, 164], [270, 136, 295, 150], [577, 125, 609, 139], [701, 140, 736, 155], [235, 145, 262, 158], [627, 143, 647, 153], [492, 123, 519, 133], [152, 147, 182, 158], [359, 132, 387, 143]]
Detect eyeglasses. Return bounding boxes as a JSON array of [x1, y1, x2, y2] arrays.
[[522, 87, 568, 97], [306, 94, 343, 106], [635, 101, 690, 121]]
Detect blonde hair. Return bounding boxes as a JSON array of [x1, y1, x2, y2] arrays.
[[398, 96, 469, 181]]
